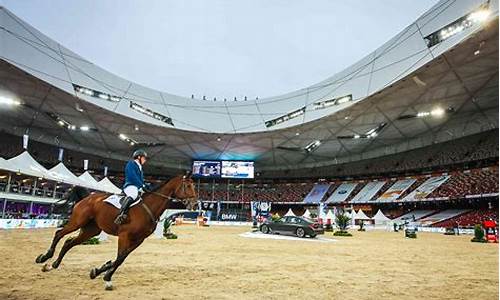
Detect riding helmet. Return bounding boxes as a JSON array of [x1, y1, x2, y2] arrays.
[[132, 149, 148, 159]]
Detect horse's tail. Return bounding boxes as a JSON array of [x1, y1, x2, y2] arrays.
[[54, 186, 90, 219]]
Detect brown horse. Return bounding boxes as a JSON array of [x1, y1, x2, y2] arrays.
[[35, 173, 197, 290]]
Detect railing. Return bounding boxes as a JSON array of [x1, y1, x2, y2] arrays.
[[0, 184, 64, 199]]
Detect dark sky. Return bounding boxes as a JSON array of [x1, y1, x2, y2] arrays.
[[4, 0, 438, 100]]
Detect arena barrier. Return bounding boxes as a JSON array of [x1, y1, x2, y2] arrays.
[[0, 218, 63, 229]]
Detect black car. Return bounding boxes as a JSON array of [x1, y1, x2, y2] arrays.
[[260, 216, 324, 238]]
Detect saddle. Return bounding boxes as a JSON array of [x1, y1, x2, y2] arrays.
[[103, 194, 141, 210]]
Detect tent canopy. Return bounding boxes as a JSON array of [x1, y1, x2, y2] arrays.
[[48, 162, 85, 186], [78, 171, 101, 190], [7, 151, 59, 181], [0, 157, 16, 173], [302, 209, 311, 218], [354, 209, 371, 220], [372, 209, 391, 224], [284, 208, 296, 217], [98, 177, 122, 194]]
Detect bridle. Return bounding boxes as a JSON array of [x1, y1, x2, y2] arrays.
[[138, 177, 196, 226], [148, 177, 196, 207]]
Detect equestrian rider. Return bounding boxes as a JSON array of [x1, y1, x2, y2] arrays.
[[114, 149, 148, 225]]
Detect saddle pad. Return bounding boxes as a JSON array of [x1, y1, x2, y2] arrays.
[[103, 194, 141, 209]]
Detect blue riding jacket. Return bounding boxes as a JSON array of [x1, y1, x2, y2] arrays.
[[123, 160, 144, 189]]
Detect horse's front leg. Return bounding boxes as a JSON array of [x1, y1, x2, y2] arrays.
[[102, 235, 144, 290]]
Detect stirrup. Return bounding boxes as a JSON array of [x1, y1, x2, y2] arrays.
[[114, 213, 128, 225]]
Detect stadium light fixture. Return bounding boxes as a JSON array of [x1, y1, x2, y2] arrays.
[[425, 5, 491, 48], [313, 94, 352, 110], [417, 111, 430, 118], [73, 84, 121, 103], [119, 133, 128, 140], [304, 140, 321, 153], [80, 126, 89, 131], [129, 101, 174, 126], [431, 107, 445, 117], [0, 96, 21, 106], [468, 9, 490, 23], [265, 107, 306, 128]]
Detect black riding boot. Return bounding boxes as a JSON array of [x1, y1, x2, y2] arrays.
[[114, 196, 135, 225]]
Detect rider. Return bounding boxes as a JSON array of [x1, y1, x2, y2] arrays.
[[114, 149, 148, 225]]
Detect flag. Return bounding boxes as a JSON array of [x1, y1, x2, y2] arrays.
[[22, 134, 29, 149], [58, 148, 64, 161]]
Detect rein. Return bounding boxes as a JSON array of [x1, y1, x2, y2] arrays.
[[139, 179, 195, 225]]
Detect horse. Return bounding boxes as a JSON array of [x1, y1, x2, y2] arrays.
[[35, 173, 197, 290]]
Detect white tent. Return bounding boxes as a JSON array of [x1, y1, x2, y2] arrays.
[[48, 162, 85, 186], [0, 157, 16, 173], [350, 209, 357, 225], [7, 151, 59, 181], [284, 208, 296, 217], [99, 177, 122, 194], [326, 209, 335, 220], [302, 209, 311, 218], [372, 209, 392, 225], [325, 209, 336, 224], [78, 171, 101, 191], [354, 209, 371, 220]]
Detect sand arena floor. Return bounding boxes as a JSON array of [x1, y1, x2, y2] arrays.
[[0, 225, 498, 300]]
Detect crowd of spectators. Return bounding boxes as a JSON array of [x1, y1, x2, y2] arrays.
[[262, 129, 498, 179], [431, 209, 499, 228], [428, 168, 499, 199]]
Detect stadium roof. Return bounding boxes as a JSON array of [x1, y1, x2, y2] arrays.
[[0, 0, 498, 172]]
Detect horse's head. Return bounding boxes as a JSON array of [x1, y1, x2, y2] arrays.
[[172, 171, 197, 210]]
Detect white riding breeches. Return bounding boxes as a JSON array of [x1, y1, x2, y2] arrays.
[[123, 185, 139, 199]]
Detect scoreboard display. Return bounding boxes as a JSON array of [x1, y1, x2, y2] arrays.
[[192, 161, 221, 178], [221, 161, 254, 179]]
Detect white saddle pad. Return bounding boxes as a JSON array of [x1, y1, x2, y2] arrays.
[[104, 194, 141, 209]]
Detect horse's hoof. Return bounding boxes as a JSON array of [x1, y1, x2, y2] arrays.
[[90, 268, 97, 279], [41, 264, 52, 272], [104, 281, 113, 291], [35, 254, 45, 264]]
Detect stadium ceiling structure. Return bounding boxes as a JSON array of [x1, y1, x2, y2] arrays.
[[0, 0, 498, 172]]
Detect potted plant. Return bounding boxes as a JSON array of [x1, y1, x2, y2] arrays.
[[333, 211, 352, 237], [471, 224, 486, 243], [163, 219, 178, 239]]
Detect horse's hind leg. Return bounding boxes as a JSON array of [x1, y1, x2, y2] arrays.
[[36, 201, 93, 264], [49, 221, 101, 270], [36, 223, 80, 264]]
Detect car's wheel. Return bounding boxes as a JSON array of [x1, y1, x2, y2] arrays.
[[260, 225, 269, 234], [296, 227, 306, 238]]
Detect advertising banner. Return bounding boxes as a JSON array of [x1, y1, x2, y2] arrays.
[[350, 181, 386, 203], [303, 184, 331, 203], [0, 219, 62, 229], [403, 176, 450, 201], [377, 179, 416, 202], [325, 183, 358, 203]]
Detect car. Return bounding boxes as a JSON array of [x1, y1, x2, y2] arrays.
[[259, 216, 324, 238]]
